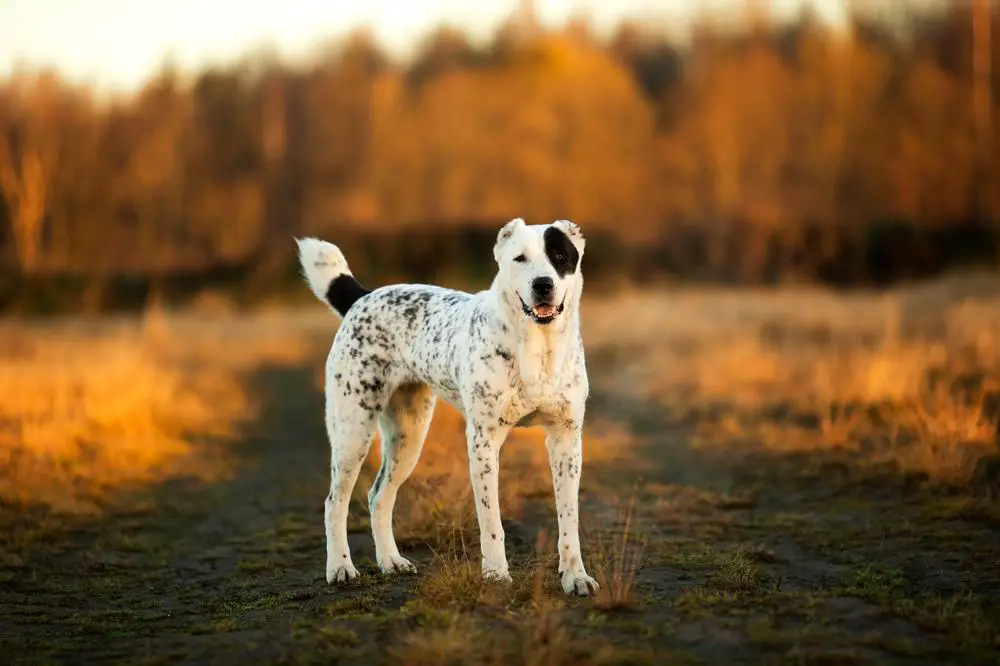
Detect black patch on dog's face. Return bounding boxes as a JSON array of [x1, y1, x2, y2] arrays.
[[543, 226, 579, 278], [325, 274, 371, 316]]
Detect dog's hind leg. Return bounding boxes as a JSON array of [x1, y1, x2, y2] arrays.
[[324, 394, 380, 584], [368, 383, 436, 574]]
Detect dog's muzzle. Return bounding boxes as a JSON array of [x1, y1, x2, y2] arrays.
[[519, 294, 565, 325]]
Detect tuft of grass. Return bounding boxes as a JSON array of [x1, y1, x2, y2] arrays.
[[927, 497, 1000, 525], [327, 583, 392, 618], [839, 563, 997, 648], [313, 625, 360, 648], [416, 555, 488, 611], [414, 525, 487, 609], [713, 549, 766, 593], [670, 543, 781, 615], [397, 529, 639, 664], [848, 563, 905, 603], [394, 579, 627, 666], [591, 490, 645, 611], [389, 615, 495, 665], [237, 556, 280, 573], [415, 526, 544, 612]]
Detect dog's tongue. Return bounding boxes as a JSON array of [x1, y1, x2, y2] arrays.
[[533, 304, 555, 317]]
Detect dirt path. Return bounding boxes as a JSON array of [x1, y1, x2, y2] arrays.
[[587, 385, 1000, 665], [2, 334, 999, 665]]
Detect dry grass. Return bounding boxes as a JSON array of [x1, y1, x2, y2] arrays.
[[4, 276, 1000, 664], [391, 600, 624, 666], [5, 273, 997, 519], [413, 527, 541, 611], [590, 490, 644, 611], [583, 275, 1000, 484], [4, 274, 998, 515], [0, 337, 238, 511], [395, 529, 627, 666], [0, 305, 318, 512]]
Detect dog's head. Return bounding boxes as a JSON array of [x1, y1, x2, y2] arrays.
[[493, 218, 586, 326]]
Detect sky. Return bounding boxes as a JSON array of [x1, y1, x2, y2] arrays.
[[0, 0, 858, 94]]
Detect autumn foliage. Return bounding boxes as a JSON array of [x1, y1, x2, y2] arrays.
[[1, 4, 999, 311]]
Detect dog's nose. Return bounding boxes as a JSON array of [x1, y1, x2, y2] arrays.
[[531, 277, 554, 298]]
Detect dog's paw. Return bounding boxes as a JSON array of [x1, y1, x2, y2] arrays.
[[561, 571, 599, 596], [379, 554, 417, 575], [482, 566, 513, 584], [326, 562, 360, 584]]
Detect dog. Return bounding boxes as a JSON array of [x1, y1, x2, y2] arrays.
[[295, 217, 598, 596]]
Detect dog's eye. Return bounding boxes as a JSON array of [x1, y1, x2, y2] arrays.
[[555, 253, 566, 262], [513, 254, 526, 263]]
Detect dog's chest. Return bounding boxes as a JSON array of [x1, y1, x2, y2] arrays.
[[499, 374, 576, 428]]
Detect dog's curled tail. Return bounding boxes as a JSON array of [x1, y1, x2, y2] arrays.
[[295, 237, 371, 317]]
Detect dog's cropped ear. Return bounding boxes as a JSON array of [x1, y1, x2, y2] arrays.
[[552, 219, 586, 254], [494, 217, 526, 263]]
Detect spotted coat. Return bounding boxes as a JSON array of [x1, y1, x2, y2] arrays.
[[295, 218, 599, 596]]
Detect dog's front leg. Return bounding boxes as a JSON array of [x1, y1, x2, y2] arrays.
[[545, 423, 599, 596], [467, 421, 512, 582]]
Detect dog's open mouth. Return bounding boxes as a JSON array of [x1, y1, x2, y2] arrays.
[[519, 296, 565, 325]]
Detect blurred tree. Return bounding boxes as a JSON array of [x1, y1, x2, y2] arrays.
[[373, 31, 653, 232], [123, 67, 190, 267], [608, 21, 684, 116], [673, 24, 793, 277], [0, 72, 62, 272], [184, 65, 264, 265], [0, 1, 997, 309], [408, 25, 478, 86], [972, 0, 997, 226], [301, 29, 387, 233]]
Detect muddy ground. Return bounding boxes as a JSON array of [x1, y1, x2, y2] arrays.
[[2, 316, 999, 665]]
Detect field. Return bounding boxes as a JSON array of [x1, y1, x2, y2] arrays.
[[2, 277, 1000, 665]]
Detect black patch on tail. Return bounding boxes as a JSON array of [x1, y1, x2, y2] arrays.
[[326, 274, 371, 315]]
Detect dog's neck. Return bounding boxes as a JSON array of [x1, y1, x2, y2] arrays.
[[489, 278, 580, 387]]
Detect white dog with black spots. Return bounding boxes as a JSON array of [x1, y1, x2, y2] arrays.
[[295, 217, 598, 596]]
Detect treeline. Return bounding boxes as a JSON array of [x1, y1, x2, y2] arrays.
[[1, 3, 1000, 312]]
